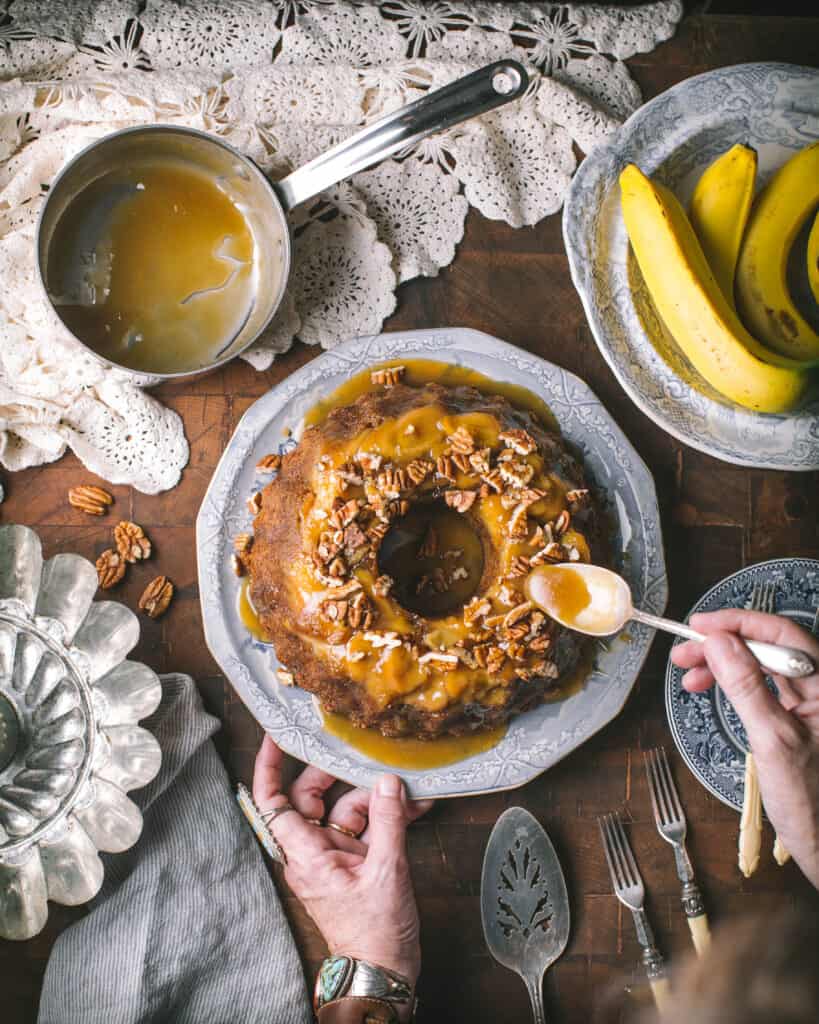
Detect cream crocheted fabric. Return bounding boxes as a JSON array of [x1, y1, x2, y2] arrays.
[[0, 0, 682, 493]]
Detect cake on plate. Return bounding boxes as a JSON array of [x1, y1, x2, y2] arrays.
[[243, 368, 599, 739]]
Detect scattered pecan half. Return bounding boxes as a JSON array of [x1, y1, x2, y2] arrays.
[[96, 549, 125, 589], [139, 575, 174, 619], [256, 452, 282, 473], [69, 485, 113, 516], [114, 520, 152, 563]]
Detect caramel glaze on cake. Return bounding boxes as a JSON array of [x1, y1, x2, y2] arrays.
[[247, 379, 599, 739]]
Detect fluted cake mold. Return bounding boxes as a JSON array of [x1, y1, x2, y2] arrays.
[[0, 525, 162, 940]]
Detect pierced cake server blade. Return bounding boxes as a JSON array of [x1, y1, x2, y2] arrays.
[[481, 807, 570, 1024]]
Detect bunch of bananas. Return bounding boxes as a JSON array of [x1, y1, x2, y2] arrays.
[[619, 142, 819, 413]]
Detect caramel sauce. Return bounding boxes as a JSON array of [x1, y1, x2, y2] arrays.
[[303, 358, 559, 432], [47, 159, 258, 374], [238, 578, 271, 642], [321, 710, 507, 770], [543, 645, 595, 703], [527, 564, 592, 625]]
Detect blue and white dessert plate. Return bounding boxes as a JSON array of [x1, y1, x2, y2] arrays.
[[666, 558, 819, 811], [197, 328, 667, 798], [564, 62, 819, 471]]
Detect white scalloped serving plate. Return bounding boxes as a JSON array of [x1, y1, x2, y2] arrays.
[[196, 328, 667, 797], [564, 62, 819, 471]]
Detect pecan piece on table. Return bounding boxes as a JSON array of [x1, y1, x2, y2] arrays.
[[96, 549, 125, 589], [139, 575, 174, 619], [114, 520, 152, 563], [68, 485, 113, 516]]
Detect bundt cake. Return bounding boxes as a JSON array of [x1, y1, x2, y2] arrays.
[[243, 366, 599, 739]]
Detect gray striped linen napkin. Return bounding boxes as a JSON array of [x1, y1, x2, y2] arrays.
[[38, 673, 312, 1024]]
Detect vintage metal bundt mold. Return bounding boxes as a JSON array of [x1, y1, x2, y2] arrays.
[[0, 524, 162, 940]]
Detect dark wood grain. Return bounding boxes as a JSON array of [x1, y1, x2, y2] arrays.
[[2, 12, 819, 1024]]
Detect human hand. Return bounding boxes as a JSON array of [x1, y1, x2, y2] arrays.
[[252, 735, 433, 988], [671, 609, 819, 887]]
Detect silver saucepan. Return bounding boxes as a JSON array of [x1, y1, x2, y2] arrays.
[[36, 60, 528, 382]]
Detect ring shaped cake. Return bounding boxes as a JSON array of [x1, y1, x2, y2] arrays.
[[246, 368, 599, 739]]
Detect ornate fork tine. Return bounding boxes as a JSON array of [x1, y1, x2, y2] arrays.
[[645, 748, 710, 955]]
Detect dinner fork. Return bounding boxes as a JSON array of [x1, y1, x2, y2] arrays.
[[644, 747, 710, 956], [598, 813, 671, 1012]]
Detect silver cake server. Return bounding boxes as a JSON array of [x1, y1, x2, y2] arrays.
[[481, 807, 570, 1023]]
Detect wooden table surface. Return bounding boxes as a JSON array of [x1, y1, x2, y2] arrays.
[[3, 9, 819, 1023]]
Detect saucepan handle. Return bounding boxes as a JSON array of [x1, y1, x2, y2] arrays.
[[273, 60, 528, 212]]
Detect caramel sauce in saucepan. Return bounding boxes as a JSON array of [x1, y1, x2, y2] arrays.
[[240, 359, 595, 771], [47, 159, 257, 374]]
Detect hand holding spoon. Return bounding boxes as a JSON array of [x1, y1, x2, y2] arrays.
[[524, 563, 815, 679]]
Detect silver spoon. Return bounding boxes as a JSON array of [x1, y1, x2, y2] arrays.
[[524, 563, 815, 679], [481, 807, 570, 1024]]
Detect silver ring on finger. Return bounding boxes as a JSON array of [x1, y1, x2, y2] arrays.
[[326, 821, 362, 840], [236, 785, 290, 865], [261, 801, 298, 825]]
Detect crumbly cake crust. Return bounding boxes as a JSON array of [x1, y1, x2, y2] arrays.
[[247, 379, 598, 739]]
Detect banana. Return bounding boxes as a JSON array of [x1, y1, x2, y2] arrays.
[[619, 164, 808, 414], [690, 143, 757, 305], [735, 142, 819, 360], [808, 209, 819, 307]]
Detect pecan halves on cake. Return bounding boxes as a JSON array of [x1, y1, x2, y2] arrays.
[[507, 554, 531, 577], [69, 485, 113, 515], [435, 455, 456, 481], [566, 488, 590, 511], [139, 575, 174, 619], [233, 533, 253, 577], [114, 520, 152, 563], [96, 549, 125, 589], [370, 365, 405, 387], [444, 489, 477, 513], [498, 428, 537, 455], [405, 458, 433, 485], [256, 452, 282, 473], [446, 426, 475, 455], [552, 509, 571, 536]]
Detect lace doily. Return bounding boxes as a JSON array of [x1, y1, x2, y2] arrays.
[[0, 0, 682, 493]]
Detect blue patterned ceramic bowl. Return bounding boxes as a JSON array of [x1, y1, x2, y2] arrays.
[[564, 62, 819, 471]]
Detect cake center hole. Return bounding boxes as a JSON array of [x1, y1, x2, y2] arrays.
[[377, 500, 484, 618]]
